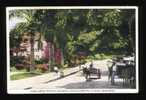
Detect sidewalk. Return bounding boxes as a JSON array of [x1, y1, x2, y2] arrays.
[[9, 65, 81, 90]]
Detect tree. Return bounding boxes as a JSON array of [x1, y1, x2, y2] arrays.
[[9, 9, 135, 69], [120, 9, 136, 54], [9, 10, 38, 71]]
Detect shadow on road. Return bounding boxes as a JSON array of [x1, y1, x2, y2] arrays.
[[57, 79, 133, 89], [44, 71, 80, 84]]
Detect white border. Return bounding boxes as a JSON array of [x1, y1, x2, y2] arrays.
[[6, 6, 139, 94], [6, 6, 138, 10]]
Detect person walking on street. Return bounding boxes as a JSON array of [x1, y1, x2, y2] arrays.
[[111, 62, 117, 85]]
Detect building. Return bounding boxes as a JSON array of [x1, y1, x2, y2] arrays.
[[11, 31, 62, 66]]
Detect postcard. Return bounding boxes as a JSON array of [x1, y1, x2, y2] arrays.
[[6, 6, 139, 94]]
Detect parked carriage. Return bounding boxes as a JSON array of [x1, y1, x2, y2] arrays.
[[107, 56, 136, 88]]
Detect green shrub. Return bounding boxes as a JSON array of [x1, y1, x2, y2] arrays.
[[100, 53, 105, 59], [35, 59, 45, 64], [95, 54, 101, 60], [63, 64, 68, 68]]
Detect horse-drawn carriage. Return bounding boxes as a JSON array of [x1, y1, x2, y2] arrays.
[[82, 62, 101, 81], [107, 56, 136, 88]]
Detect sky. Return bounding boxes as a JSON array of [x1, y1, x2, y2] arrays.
[[9, 17, 26, 30]]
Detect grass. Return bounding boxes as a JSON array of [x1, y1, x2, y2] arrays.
[[10, 72, 42, 80], [10, 66, 46, 80]]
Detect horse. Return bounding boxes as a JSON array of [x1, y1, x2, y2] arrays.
[[82, 64, 91, 80]]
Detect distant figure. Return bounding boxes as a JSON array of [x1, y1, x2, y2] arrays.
[[111, 62, 117, 85], [54, 66, 59, 73], [86, 61, 93, 79], [82, 65, 90, 79], [89, 61, 93, 70], [108, 66, 112, 81], [82, 65, 87, 75]]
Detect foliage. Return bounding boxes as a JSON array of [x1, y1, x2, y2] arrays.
[[9, 9, 136, 69], [76, 31, 98, 53], [35, 59, 45, 64]]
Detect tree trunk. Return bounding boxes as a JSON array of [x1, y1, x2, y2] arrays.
[[30, 35, 35, 72], [48, 42, 51, 72], [61, 50, 64, 66], [128, 14, 135, 53]]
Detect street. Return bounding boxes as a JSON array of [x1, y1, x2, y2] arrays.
[[29, 71, 125, 90], [9, 59, 133, 92]]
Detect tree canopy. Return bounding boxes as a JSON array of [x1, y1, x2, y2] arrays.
[[9, 9, 136, 66]]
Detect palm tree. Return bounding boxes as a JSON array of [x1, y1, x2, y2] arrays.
[[9, 10, 37, 72], [10, 9, 73, 71]]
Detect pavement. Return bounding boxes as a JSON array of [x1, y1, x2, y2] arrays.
[[8, 59, 137, 94], [29, 72, 126, 90], [9, 65, 82, 90]]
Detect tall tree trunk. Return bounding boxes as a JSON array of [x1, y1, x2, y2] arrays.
[[48, 42, 54, 72], [51, 43, 55, 70], [30, 34, 35, 72], [128, 14, 135, 53], [48, 42, 51, 72], [61, 50, 64, 66]]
